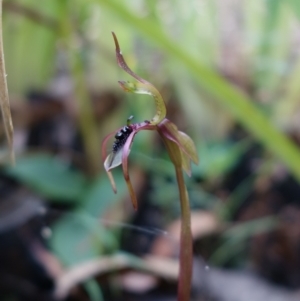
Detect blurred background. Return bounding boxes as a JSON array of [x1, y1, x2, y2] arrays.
[[1, 0, 300, 300]]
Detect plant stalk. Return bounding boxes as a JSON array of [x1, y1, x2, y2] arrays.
[[58, 3, 100, 176], [159, 132, 193, 301], [175, 165, 192, 301]]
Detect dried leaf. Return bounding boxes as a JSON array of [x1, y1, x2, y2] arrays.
[[0, 2, 14, 164]]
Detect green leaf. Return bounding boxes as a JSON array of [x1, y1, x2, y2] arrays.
[[4, 154, 87, 203], [50, 211, 118, 265], [50, 171, 127, 265], [82, 171, 128, 215], [3, 0, 57, 94], [194, 140, 250, 180], [50, 212, 99, 265], [210, 216, 278, 265], [84, 280, 104, 301]]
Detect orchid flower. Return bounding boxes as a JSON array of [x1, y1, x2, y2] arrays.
[[102, 32, 199, 210], [102, 33, 199, 301]]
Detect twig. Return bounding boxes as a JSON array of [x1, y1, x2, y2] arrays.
[[0, 0, 14, 164]]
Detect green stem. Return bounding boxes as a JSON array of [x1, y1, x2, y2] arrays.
[[175, 165, 192, 301], [72, 52, 101, 176], [58, 3, 100, 176], [160, 132, 193, 301]]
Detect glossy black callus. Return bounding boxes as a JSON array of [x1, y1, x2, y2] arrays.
[[112, 126, 133, 153]]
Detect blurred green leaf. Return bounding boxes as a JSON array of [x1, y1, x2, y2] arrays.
[[218, 175, 255, 220], [4, 154, 87, 203], [50, 212, 99, 265], [50, 211, 118, 265], [286, 0, 300, 19], [82, 170, 128, 215], [51, 171, 129, 265], [193, 140, 250, 180], [210, 216, 278, 265], [84, 280, 104, 301], [3, 0, 58, 94], [224, 216, 278, 240]]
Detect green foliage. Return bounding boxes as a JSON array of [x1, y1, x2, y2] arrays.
[[4, 154, 87, 202], [81, 172, 128, 215], [51, 172, 127, 264], [3, 0, 300, 280], [96, 0, 300, 182], [210, 216, 278, 265], [3, 0, 58, 93], [286, 0, 300, 19], [50, 211, 118, 265], [194, 140, 251, 180], [84, 280, 104, 301], [3, 153, 129, 264], [4, 0, 300, 181]]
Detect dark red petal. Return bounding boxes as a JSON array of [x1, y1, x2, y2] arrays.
[[112, 32, 150, 85], [121, 131, 139, 210]]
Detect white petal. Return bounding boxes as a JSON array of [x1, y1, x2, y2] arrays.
[[104, 148, 123, 171]]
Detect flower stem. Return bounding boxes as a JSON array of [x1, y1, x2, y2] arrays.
[[175, 165, 192, 301], [159, 132, 193, 301]]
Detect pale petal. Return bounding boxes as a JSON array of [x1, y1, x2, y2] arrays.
[[101, 128, 122, 162], [104, 149, 123, 171]]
